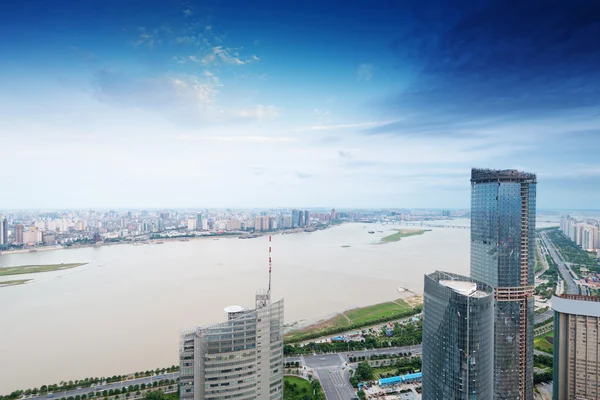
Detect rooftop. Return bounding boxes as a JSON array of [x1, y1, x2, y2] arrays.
[[440, 279, 489, 298], [224, 305, 245, 313], [471, 168, 537, 183]]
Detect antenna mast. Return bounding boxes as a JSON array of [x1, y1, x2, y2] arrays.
[[268, 235, 272, 293]]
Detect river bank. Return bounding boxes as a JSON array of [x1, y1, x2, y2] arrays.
[[0, 225, 338, 258]]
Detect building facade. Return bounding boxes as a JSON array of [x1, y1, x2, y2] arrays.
[[14, 224, 24, 244], [552, 294, 600, 400], [423, 271, 494, 400], [180, 292, 284, 400], [0, 216, 7, 245], [470, 168, 537, 399]]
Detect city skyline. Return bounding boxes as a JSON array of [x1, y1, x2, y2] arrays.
[[2, 1, 600, 209]]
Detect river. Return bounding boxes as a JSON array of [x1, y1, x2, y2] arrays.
[[0, 219, 556, 393]]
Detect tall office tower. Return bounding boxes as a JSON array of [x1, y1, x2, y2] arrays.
[[180, 238, 284, 400], [330, 208, 336, 220], [291, 209, 299, 228], [196, 213, 203, 231], [14, 224, 24, 244], [304, 210, 309, 227], [298, 211, 304, 227], [422, 271, 494, 400], [0, 216, 7, 245], [552, 294, 600, 400], [470, 168, 537, 400]]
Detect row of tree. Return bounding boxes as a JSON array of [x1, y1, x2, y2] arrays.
[[0, 367, 180, 400]]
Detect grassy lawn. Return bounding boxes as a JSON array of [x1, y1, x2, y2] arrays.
[[0, 263, 88, 276], [381, 229, 430, 243], [283, 376, 324, 400], [345, 300, 412, 325], [371, 366, 398, 379], [0, 279, 32, 287], [284, 298, 420, 343], [534, 332, 554, 354], [284, 314, 351, 342]]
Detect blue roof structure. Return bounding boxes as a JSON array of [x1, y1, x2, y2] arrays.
[[331, 336, 344, 342], [378, 372, 422, 386]]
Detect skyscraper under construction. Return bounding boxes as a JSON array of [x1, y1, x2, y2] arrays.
[[470, 168, 536, 400]]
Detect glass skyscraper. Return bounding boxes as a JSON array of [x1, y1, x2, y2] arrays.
[[470, 168, 537, 400], [423, 271, 494, 400]]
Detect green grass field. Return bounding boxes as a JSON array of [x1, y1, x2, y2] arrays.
[[283, 376, 324, 400], [0, 263, 87, 276], [381, 229, 429, 243], [344, 300, 412, 325], [534, 332, 554, 354], [0, 279, 32, 287], [284, 299, 417, 342]]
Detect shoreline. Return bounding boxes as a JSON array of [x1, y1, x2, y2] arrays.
[[0, 225, 337, 257], [284, 290, 424, 340]]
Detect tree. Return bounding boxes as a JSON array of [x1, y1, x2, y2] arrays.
[[357, 390, 366, 400], [355, 362, 373, 382]]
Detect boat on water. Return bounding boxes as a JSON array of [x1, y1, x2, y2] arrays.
[[368, 231, 375, 234], [397, 286, 408, 293]]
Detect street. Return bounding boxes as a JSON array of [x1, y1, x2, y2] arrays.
[[25, 373, 179, 400], [541, 232, 579, 294], [298, 345, 422, 400]]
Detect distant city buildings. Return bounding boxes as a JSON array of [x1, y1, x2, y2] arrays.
[[422, 271, 494, 399], [470, 168, 537, 400], [560, 215, 600, 251], [552, 294, 600, 400], [0, 207, 466, 252]]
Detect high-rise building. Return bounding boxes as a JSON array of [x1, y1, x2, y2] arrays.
[[187, 218, 197, 231], [179, 238, 284, 400], [23, 227, 42, 245], [552, 294, 600, 400], [304, 210, 309, 227], [470, 168, 537, 399], [0, 216, 8, 245], [196, 213, 203, 231], [291, 209, 299, 228], [298, 211, 304, 228], [14, 224, 24, 244], [423, 271, 494, 400]]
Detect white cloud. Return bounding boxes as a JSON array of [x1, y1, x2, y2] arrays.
[[183, 8, 193, 17], [212, 46, 245, 65], [357, 63, 374, 82], [176, 135, 297, 143], [233, 105, 279, 120], [306, 120, 396, 131]]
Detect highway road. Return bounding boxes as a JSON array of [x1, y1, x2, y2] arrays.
[[541, 232, 579, 294], [25, 373, 179, 400], [535, 308, 553, 324]]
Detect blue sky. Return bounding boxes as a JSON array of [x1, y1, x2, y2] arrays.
[[1, 0, 599, 209]]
